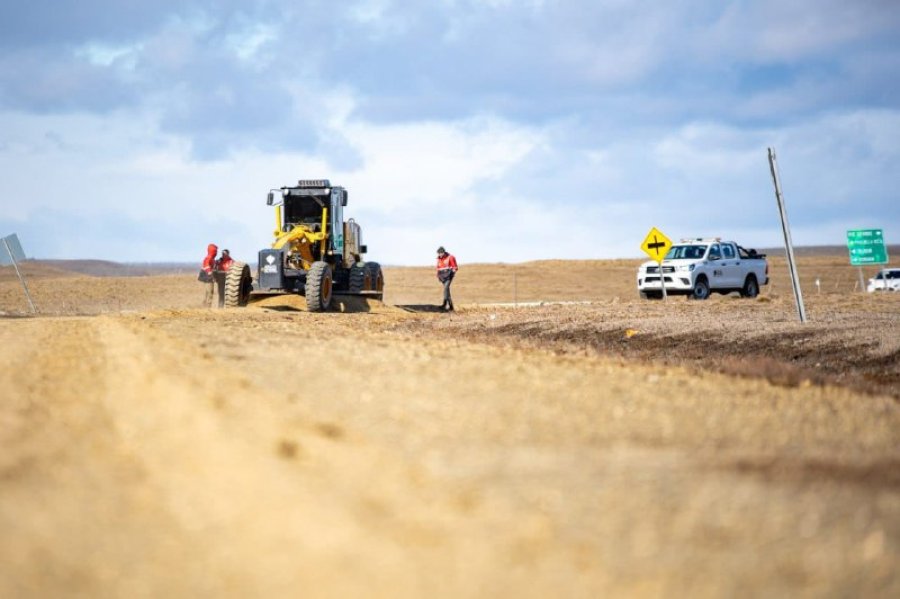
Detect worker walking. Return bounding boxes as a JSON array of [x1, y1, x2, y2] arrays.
[[200, 243, 218, 308], [214, 249, 234, 308], [436, 246, 458, 311]]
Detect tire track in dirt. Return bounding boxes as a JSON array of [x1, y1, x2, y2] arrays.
[[2, 310, 899, 596], [0, 316, 500, 597], [0, 317, 205, 597], [146, 309, 900, 596], [389, 301, 900, 399]]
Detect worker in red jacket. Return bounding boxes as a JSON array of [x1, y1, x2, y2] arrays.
[[436, 246, 458, 311], [200, 243, 218, 308], [216, 248, 234, 273]]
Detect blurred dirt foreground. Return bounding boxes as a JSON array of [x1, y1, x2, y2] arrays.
[[0, 255, 898, 597]]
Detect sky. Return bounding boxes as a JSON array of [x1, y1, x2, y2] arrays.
[[0, 0, 899, 266]]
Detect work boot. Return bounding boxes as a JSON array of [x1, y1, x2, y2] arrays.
[[440, 300, 448, 311], [447, 300, 454, 312]]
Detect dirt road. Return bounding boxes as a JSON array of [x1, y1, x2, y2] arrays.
[[1, 296, 897, 596]]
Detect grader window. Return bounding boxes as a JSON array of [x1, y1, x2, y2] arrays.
[[283, 197, 324, 227]]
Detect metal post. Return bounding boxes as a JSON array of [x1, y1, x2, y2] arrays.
[[768, 148, 807, 323], [2, 237, 36, 314], [857, 267, 865, 293]]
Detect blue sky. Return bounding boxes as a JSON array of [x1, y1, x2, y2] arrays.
[[1, 0, 898, 265]]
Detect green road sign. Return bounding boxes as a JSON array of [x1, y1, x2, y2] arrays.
[[846, 229, 888, 265]]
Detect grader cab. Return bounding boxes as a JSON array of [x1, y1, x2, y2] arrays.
[[225, 179, 383, 311]]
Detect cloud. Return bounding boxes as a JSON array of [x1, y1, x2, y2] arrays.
[[1, 102, 898, 264], [0, 1, 898, 265], [335, 114, 543, 212]]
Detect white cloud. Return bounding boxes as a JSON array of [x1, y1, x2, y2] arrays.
[[698, 0, 900, 63], [652, 122, 768, 174], [345, 0, 412, 39], [226, 23, 278, 63], [1, 1, 899, 265], [75, 42, 143, 69], [333, 115, 545, 213]]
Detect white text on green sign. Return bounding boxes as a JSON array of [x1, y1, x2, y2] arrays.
[[846, 229, 888, 266]]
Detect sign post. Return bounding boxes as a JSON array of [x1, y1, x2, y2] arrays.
[[847, 229, 888, 292], [767, 148, 807, 323], [1, 233, 36, 314], [640, 227, 673, 301]]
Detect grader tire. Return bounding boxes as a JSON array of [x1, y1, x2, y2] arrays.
[[224, 261, 252, 308], [348, 264, 368, 294], [364, 262, 384, 299], [306, 261, 333, 312]]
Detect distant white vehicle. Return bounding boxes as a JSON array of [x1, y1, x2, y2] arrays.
[[637, 238, 769, 300], [867, 268, 900, 292]]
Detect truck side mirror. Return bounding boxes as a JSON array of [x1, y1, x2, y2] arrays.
[[342, 190, 348, 207], [266, 192, 274, 206]]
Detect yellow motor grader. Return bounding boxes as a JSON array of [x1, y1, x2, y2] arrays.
[[224, 179, 383, 311]]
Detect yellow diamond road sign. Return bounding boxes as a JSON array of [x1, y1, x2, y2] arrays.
[[641, 227, 672, 263]]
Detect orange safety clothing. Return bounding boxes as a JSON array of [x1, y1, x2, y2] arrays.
[[202, 243, 218, 274], [436, 253, 458, 281], [217, 255, 234, 272]]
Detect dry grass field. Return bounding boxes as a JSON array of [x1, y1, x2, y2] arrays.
[[0, 252, 897, 597]]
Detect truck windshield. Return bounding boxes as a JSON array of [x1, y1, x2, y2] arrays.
[[664, 245, 707, 260]]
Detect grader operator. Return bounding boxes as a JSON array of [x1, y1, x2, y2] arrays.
[[223, 179, 383, 311]]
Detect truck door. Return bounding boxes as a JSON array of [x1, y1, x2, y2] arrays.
[[706, 243, 726, 288], [719, 242, 741, 287]]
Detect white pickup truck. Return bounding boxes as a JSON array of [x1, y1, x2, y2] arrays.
[[637, 238, 769, 300]]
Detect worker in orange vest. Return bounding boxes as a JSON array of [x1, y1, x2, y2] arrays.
[[199, 243, 218, 308], [436, 246, 458, 311], [216, 248, 234, 272]]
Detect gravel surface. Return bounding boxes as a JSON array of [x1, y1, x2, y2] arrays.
[[390, 293, 900, 399], [1, 257, 897, 596]]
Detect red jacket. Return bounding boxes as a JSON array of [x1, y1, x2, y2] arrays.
[[436, 253, 458, 280], [216, 255, 234, 272], [202, 244, 218, 274]]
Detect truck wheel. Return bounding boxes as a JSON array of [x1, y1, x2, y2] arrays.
[[741, 275, 759, 298], [224, 261, 252, 308], [692, 276, 710, 300], [305, 261, 333, 311]]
